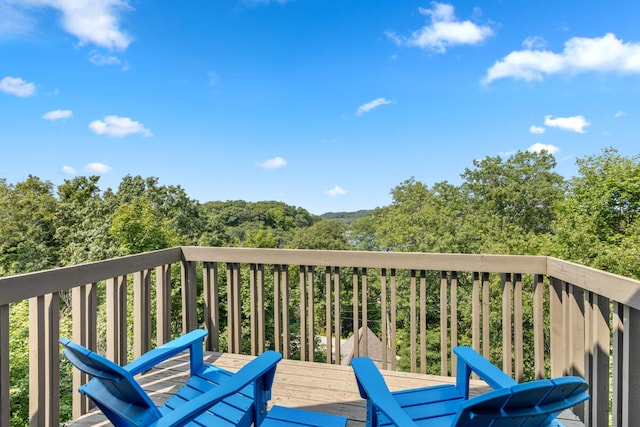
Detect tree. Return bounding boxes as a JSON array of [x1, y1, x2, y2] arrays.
[[0, 176, 58, 275], [553, 148, 640, 278]]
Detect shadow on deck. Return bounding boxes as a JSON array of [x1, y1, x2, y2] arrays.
[[67, 351, 584, 427]]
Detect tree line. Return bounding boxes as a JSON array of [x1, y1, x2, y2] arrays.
[[2, 147, 639, 424]]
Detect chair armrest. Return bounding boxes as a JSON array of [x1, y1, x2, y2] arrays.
[[150, 351, 283, 427], [125, 329, 208, 376], [351, 357, 419, 427], [453, 346, 517, 398]]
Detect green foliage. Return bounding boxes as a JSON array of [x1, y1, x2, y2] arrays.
[[3, 147, 640, 423]]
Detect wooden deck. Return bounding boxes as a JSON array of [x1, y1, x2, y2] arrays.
[[68, 351, 585, 427]]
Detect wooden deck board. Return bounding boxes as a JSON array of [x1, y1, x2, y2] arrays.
[[67, 351, 584, 427]]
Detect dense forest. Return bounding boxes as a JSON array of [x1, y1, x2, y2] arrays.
[[2, 147, 640, 424]]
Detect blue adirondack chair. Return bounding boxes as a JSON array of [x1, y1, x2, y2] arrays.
[[61, 329, 347, 427], [351, 346, 589, 427]]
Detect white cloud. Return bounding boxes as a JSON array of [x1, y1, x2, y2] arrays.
[[84, 162, 112, 174], [528, 143, 560, 154], [326, 186, 347, 196], [484, 33, 640, 84], [61, 165, 76, 174], [386, 2, 493, 53], [42, 109, 73, 121], [0, 76, 36, 97], [20, 0, 133, 50], [614, 110, 627, 118], [260, 156, 287, 169], [544, 115, 590, 133], [89, 115, 152, 137], [529, 125, 546, 134], [356, 98, 394, 116]]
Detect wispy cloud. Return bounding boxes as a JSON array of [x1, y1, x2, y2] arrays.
[[260, 156, 287, 169], [529, 125, 546, 135], [528, 143, 560, 154], [544, 115, 590, 133], [326, 186, 347, 196], [356, 98, 394, 116], [614, 110, 627, 118], [61, 165, 76, 175], [84, 163, 112, 174], [89, 115, 152, 137], [484, 33, 640, 84], [89, 51, 129, 70], [0, 76, 36, 97], [386, 2, 494, 53], [42, 109, 73, 121], [241, 0, 291, 6]]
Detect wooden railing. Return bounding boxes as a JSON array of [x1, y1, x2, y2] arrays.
[[1, 247, 639, 426]]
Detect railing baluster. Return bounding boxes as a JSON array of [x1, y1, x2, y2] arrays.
[[502, 273, 513, 376], [549, 277, 565, 378], [299, 266, 307, 361], [0, 303, 8, 427], [203, 262, 219, 351], [419, 270, 426, 374], [381, 269, 388, 370], [182, 261, 198, 334], [156, 264, 172, 346], [390, 269, 397, 371], [450, 271, 458, 376], [482, 272, 490, 360], [533, 274, 544, 379], [472, 272, 480, 353], [325, 267, 332, 364], [362, 268, 368, 358], [569, 285, 586, 421], [250, 264, 257, 356], [622, 305, 640, 427], [307, 266, 315, 362], [352, 268, 359, 359], [257, 264, 265, 355], [134, 270, 151, 359], [274, 265, 282, 354], [106, 275, 127, 365], [333, 267, 341, 366], [410, 269, 417, 373], [590, 293, 610, 427], [440, 271, 448, 376], [281, 265, 290, 359], [513, 273, 524, 382], [612, 302, 623, 427]]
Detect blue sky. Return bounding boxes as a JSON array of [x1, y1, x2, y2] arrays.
[[1, 1, 639, 215]]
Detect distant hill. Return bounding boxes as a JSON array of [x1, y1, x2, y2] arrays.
[[320, 210, 372, 224]]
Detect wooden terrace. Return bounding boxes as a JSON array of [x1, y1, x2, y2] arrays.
[[67, 351, 584, 427], [1, 246, 640, 426]]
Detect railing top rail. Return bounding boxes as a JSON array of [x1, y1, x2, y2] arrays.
[[0, 247, 182, 305], [2, 246, 639, 310], [181, 246, 548, 274], [547, 257, 640, 309]]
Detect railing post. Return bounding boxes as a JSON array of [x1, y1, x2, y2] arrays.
[[29, 292, 60, 426], [71, 284, 97, 419]]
